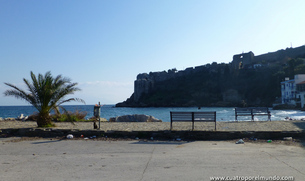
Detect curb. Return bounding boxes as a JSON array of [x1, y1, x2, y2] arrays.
[[1, 128, 305, 140]]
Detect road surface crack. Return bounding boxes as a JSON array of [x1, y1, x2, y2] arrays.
[[140, 146, 156, 181], [262, 150, 305, 176]]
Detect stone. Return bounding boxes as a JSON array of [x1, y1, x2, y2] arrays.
[[5, 118, 15, 121], [16, 114, 25, 120], [222, 89, 242, 103], [109, 117, 116, 122], [110, 114, 162, 122], [283, 137, 293, 140], [236, 139, 244, 144], [100, 118, 108, 122]]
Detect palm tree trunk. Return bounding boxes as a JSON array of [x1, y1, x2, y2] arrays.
[[36, 113, 54, 127]]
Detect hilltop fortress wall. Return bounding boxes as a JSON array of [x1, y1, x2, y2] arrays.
[[134, 45, 305, 102], [232, 45, 305, 69]]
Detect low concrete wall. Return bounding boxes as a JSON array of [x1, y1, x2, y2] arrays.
[[1, 128, 305, 140]]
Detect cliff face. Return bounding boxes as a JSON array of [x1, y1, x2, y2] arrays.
[[133, 66, 213, 103], [134, 70, 176, 102], [116, 63, 234, 107], [116, 45, 305, 107]]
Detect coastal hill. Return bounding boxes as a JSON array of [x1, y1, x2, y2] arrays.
[[116, 45, 305, 107]]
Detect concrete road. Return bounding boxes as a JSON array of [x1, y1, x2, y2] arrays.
[[0, 138, 304, 181]]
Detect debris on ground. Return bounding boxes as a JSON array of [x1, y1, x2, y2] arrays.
[[66, 134, 73, 139], [236, 139, 244, 144]]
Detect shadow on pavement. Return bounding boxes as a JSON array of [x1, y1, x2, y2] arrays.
[[292, 121, 305, 130], [31, 139, 64, 144], [131, 140, 191, 145], [292, 121, 305, 148]]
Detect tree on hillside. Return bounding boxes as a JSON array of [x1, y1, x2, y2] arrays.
[[4, 71, 85, 127]]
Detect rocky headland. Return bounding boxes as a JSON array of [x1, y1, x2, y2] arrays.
[[116, 45, 305, 107]]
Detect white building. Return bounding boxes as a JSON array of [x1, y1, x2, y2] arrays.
[[296, 80, 305, 108], [281, 74, 305, 105], [281, 74, 305, 106], [281, 78, 296, 104], [294, 74, 305, 108]]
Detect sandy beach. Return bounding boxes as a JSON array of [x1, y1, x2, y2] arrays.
[[1, 119, 305, 132]]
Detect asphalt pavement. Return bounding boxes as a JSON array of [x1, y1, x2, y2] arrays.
[[0, 138, 304, 181]]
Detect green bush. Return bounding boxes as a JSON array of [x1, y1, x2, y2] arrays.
[[52, 110, 88, 122]]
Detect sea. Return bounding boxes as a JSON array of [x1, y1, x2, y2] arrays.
[[1, 105, 305, 122]]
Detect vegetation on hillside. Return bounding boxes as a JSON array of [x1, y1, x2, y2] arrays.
[[119, 57, 305, 107]]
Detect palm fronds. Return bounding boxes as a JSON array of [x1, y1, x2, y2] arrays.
[[4, 71, 85, 127]]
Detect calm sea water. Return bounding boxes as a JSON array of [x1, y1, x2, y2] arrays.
[[0, 105, 305, 122]]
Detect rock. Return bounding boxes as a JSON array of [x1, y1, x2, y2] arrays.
[[110, 114, 162, 122], [283, 137, 293, 140], [5, 118, 15, 121], [16, 114, 25, 120], [273, 104, 297, 110], [109, 117, 116, 122], [100, 118, 108, 122], [146, 115, 162, 122], [0, 117, 3, 121], [236, 139, 244, 144], [89, 117, 108, 122], [222, 89, 242, 104]]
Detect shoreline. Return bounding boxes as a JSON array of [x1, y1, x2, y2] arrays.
[[1, 105, 305, 122]]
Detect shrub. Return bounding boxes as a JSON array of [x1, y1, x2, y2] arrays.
[[52, 110, 88, 122]]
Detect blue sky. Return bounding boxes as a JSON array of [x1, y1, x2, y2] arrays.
[[1, 0, 305, 105]]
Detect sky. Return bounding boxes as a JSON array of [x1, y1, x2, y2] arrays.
[[1, 0, 305, 106]]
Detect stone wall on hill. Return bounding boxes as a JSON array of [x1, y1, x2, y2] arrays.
[[118, 45, 305, 107], [231, 45, 305, 69]]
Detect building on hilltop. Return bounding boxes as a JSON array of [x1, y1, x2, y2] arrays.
[[232, 51, 255, 69], [232, 45, 305, 70]]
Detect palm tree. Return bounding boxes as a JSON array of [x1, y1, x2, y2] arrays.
[[4, 71, 85, 127]]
